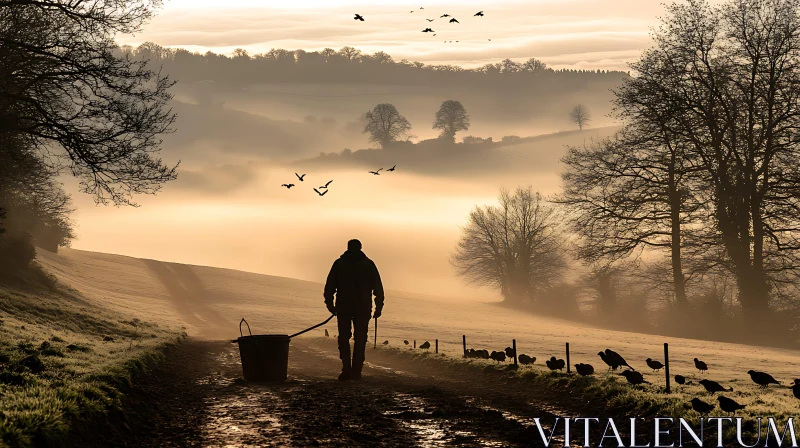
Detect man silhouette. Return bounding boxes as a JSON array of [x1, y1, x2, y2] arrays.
[[324, 239, 384, 380]]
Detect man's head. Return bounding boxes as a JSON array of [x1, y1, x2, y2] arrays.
[[347, 239, 362, 251]]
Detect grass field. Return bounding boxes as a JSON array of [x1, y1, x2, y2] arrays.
[[0, 263, 183, 448], [34, 248, 800, 428]]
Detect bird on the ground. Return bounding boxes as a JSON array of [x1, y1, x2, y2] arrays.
[[281, 183, 295, 189], [504, 346, 515, 359], [383, 340, 389, 345], [690, 398, 715, 416], [646, 358, 664, 372], [313, 188, 328, 196], [387, 165, 396, 172], [404, 340, 409, 345], [598, 351, 614, 371], [717, 396, 746, 416], [792, 379, 800, 400], [354, 14, 364, 21], [605, 349, 634, 371], [575, 363, 595, 376], [422, 28, 434, 32], [440, 14, 450, 17], [699, 379, 732, 394], [546, 356, 565, 371], [490, 351, 506, 362], [320, 180, 333, 188], [369, 168, 383, 175], [474, 11, 484, 16], [324, 329, 329, 337], [518, 354, 535, 365], [674, 374, 693, 385], [620, 370, 648, 385], [748, 370, 780, 389], [449, 18, 459, 23], [419, 341, 431, 350], [694, 358, 708, 373], [295, 173, 306, 181]]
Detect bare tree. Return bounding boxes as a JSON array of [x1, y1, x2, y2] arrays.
[[452, 187, 568, 305], [614, 0, 800, 322], [432, 100, 470, 143], [569, 104, 591, 130], [0, 0, 178, 206], [337, 46, 362, 62], [362, 104, 412, 148], [557, 126, 704, 309]]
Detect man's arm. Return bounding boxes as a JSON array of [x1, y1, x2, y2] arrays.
[[323, 261, 338, 314], [372, 262, 385, 317]]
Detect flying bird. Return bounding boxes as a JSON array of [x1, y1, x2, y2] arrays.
[[295, 173, 306, 181], [422, 28, 434, 32], [386, 165, 396, 172], [440, 14, 450, 17], [369, 168, 383, 175], [320, 180, 333, 189], [449, 18, 459, 23], [281, 184, 295, 189], [313, 188, 328, 196], [354, 14, 364, 21], [426, 19, 434, 22], [474, 11, 484, 16]]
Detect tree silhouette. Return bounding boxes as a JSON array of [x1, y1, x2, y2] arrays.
[[452, 188, 567, 305], [362, 104, 412, 148], [615, 0, 800, 323], [569, 104, 591, 130], [433, 100, 470, 143], [0, 1, 178, 206]]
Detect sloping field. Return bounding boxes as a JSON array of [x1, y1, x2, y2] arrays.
[[37, 248, 800, 418]]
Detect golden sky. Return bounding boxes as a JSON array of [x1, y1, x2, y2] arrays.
[[117, 0, 670, 70]]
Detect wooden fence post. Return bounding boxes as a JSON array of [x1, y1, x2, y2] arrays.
[[435, 339, 439, 354], [462, 335, 467, 357], [512, 339, 518, 366], [664, 342, 671, 394], [414, 340, 416, 349], [566, 342, 571, 373]]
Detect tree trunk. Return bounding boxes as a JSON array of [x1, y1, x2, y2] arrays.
[[668, 158, 688, 309]]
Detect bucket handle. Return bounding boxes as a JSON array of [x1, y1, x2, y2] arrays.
[[288, 313, 335, 339], [239, 318, 252, 337]]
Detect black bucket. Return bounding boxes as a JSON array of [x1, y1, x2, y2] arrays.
[[234, 315, 334, 382]]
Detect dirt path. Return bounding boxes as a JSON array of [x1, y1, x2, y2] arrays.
[[80, 337, 583, 447]]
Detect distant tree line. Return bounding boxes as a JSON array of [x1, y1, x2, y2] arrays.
[[453, 0, 800, 346], [119, 42, 629, 89]]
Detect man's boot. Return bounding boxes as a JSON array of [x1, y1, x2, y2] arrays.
[[338, 360, 351, 381], [351, 362, 363, 380]]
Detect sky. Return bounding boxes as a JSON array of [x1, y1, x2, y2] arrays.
[[115, 0, 670, 71]]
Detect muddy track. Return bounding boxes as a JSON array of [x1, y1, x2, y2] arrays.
[[77, 338, 580, 447]]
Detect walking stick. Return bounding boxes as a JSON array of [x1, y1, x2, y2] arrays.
[[373, 317, 378, 350]]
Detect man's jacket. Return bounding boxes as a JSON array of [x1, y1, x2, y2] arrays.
[[324, 249, 384, 314]]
